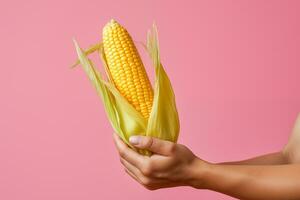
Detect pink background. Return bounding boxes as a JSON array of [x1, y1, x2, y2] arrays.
[[1, 0, 300, 199]]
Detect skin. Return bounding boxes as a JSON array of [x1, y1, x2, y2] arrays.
[[113, 113, 300, 200]]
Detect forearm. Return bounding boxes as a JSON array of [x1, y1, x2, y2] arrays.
[[221, 151, 288, 165], [191, 160, 300, 200]]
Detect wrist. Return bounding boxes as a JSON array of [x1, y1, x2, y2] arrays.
[[186, 157, 213, 189]]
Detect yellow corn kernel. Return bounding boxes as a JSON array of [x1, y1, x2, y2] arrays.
[[103, 19, 153, 119]]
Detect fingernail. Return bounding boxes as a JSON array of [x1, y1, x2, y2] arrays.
[[129, 136, 141, 145]]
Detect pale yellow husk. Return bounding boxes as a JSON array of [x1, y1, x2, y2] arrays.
[[73, 22, 180, 155]]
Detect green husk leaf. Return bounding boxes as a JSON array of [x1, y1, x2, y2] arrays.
[[98, 45, 113, 83], [71, 42, 102, 68], [146, 24, 180, 142], [74, 39, 147, 145], [73, 39, 128, 144]]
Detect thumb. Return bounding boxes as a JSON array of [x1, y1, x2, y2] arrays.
[[129, 136, 176, 156]]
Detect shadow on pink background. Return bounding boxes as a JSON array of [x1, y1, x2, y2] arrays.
[[1, 0, 300, 199]]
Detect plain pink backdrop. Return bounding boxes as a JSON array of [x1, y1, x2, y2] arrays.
[[1, 0, 300, 199]]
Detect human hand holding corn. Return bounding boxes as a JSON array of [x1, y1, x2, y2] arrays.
[[113, 133, 207, 190]]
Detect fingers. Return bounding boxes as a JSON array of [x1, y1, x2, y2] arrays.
[[129, 136, 177, 156], [121, 158, 168, 190], [113, 133, 146, 169], [123, 161, 183, 190], [120, 157, 142, 178], [125, 168, 141, 183]]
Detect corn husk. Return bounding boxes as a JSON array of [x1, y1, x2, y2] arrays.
[[73, 23, 180, 155]]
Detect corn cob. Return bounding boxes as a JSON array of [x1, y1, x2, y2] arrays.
[[102, 19, 153, 119], [73, 20, 180, 155]]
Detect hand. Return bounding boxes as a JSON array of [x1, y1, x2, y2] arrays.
[[113, 133, 208, 190]]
